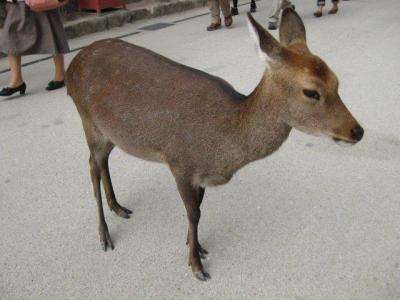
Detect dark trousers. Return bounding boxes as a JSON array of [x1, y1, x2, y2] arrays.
[[317, 0, 339, 5]]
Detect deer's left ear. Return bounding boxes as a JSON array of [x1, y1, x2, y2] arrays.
[[247, 13, 284, 62], [279, 8, 307, 46]]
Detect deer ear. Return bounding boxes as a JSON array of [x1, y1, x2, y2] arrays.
[[279, 8, 307, 46], [247, 12, 283, 62]]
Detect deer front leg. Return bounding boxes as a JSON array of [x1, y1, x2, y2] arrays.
[[89, 155, 114, 251], [186, 187, 208, 259], [175, 178, 210, 281]]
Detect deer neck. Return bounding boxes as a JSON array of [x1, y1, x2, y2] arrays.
[[237, 71, 292, 163]]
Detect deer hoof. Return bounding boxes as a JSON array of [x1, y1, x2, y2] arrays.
[[99, 225, 114, 251], [198, 246, 208, 259], [193, 270, 211, 281], [113, 205, 133, 219]]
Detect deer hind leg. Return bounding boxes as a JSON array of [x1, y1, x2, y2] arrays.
[[82, 120, 132, 250], [83, 120, 132, 219], [175, 177, 210, 281], [99, 154, 133, 219]]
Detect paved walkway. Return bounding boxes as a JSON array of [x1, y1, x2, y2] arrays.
[[1, 0, 400, 299]]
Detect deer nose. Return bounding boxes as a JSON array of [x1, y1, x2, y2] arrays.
[[351, 125, 364, 141]]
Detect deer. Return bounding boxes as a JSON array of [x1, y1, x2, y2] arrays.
[[66, 9, 364, 281]]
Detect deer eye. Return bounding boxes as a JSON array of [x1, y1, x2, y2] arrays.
[[303, 89, 320, 100]]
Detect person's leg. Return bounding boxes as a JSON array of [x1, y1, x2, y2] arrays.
[[250, 0, 256, 13], [45, 54, 66, 91], [281, 0, 293, 10], [329, 0, 339, 14], [314, 0, 325, 17], [219, 0, 232, 27], [53, 54, 65, 82], [268, 0, 293, 30], [0, 54, 26, 96], [231, 0, 238, 15], [207, 0, 221, 31], [268, 0, 282, 28], [8, 54, 23, 88]]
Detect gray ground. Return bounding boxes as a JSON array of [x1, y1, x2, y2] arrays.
[[1, 0, 400, 299]]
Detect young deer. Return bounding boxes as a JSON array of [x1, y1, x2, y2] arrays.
[[66, 9, 363, 281]]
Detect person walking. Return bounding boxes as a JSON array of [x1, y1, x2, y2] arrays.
[[231, 0, 256, 16], [267, 0, 294, 30], [314, 0, 339, 17], [207, 0, 233, 31], [0, 0, 70, 97]]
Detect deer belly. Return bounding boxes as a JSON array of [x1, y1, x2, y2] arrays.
[[193, 173, 233, 187], [118, 143, 167, 163]]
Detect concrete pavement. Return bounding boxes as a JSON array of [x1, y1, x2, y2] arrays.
[[1, 0, 400, 298]]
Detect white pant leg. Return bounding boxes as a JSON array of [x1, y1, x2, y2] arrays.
[[268, 0, 292, 24]]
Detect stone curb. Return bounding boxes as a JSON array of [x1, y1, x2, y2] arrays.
[[64, 0, 207, 40]]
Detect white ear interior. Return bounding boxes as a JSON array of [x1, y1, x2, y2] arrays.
[[247, 19, 269, 62]]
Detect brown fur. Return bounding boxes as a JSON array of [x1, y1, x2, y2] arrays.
[[66, 9, 363, 281]]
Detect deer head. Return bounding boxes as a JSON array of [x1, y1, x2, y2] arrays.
[[247, 9, 364, 143]]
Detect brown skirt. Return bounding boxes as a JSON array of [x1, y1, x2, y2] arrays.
[[0, 2, 70, 55]]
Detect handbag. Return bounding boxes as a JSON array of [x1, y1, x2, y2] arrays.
[[25, 0, 69, 12]]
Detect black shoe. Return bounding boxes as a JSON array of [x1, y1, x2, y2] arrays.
[[268, 22, 277, 30], [46, 80, 65, 91], [0, 82, 26, 97], [231, 7, 238, 15]]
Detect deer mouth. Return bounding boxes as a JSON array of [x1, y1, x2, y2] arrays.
[[331, 125, 364, 144], [332, 136, 358, 145]]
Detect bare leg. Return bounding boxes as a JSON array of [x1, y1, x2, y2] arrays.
[[52, 54, 65, 82], [175, 177, 210, 281], [314, 5, 323, 17], [8, 54, 23, 88], [314, 0, 324, 17]]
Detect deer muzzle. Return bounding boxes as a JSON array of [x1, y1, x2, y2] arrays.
[[350, 125, 364, 142]]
